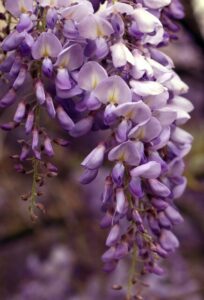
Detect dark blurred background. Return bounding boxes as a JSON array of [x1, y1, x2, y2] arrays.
[[0, 1, 204, 299]]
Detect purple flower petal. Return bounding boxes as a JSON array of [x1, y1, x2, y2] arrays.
[[106, 224, 120, 247], [81, 144, 106, 170], [172, 176, 187, 199], [32, 32, 62, 59], [55, 44, 84, 71], [35, 80, 46, 105], [129, 177, 143, 198], [110, 42, 134, 67], [42, 57, 53, 77], [13, 66, 27, 90], [16, 13, 32, 32], [55, 68, 71, 90], [114, 242, 129, 260], [143, 0, 171, 9], [94, 75, 132, 105], [158, 211, 172, 229], [160, 229, 179, 252], [144, 91, 169, 110], [152, 199, 168, 211], [2, 31, 26, 52], [5, 0, 33, 17], [101, 247, 116, 263], [153, 107, 177, 127], [108, 141, 142, 166], [131, 7, 164, 45], [112, 162, 125, 186], [0, 89, 16, 108], [116, 119, 131, 143], [171, 127, 193, 145], [150, 126, 171, 150], [78, 14, 113, 40], [13, 101, 26, 123], [79, 168, 98, 184], [130, 80, 166, 97], [44, 136, 54, 157], [116, 188, 126, 214], [61, 3, 94, 22], [25, 110, 34, 134], [46, 94, 56, 119], [113, 101, 151, 124], [78, 61, 108, 92], [148, 179, 171, 197], [46, 8, 58, 29], [165, 205, 183, 224], [56, 106, 74, 131], [129, 117, 162, 143], [69, 116, 94, 137], [130, 161, 161, 179]]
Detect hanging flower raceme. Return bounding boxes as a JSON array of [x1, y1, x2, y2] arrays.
[[0, 0, 193, 296]]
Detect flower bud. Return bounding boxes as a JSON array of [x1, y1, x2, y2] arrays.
[[25, 111, 34, 134], [13, 66, 27, 90], [81, 144, 106, 170], [79, 168, 98, 184], [160, 229, 179, 252], [56, 106, 74, 131], [13, 101, 26, 123], [44, 136, 54, 157], [106, 224, 120, 247], [0, 89, 16, 108], [112, 162, 125, 187], [46, 94, 56, 119], [35, 80, 46, 105]]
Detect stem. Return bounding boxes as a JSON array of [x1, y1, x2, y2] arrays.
[[29, 105, 40, 217], [42, 8, 47, 31], [127, 242, 137, 300], [29, 158, 39, 215]]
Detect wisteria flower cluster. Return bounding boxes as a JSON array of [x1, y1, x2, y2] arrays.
[[0, 0, 193, 295]]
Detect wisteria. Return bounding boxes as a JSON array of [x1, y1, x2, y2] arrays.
[[0, 0, 193, 298]]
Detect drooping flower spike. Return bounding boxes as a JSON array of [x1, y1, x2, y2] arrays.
[[0, 0, 193, 296]]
